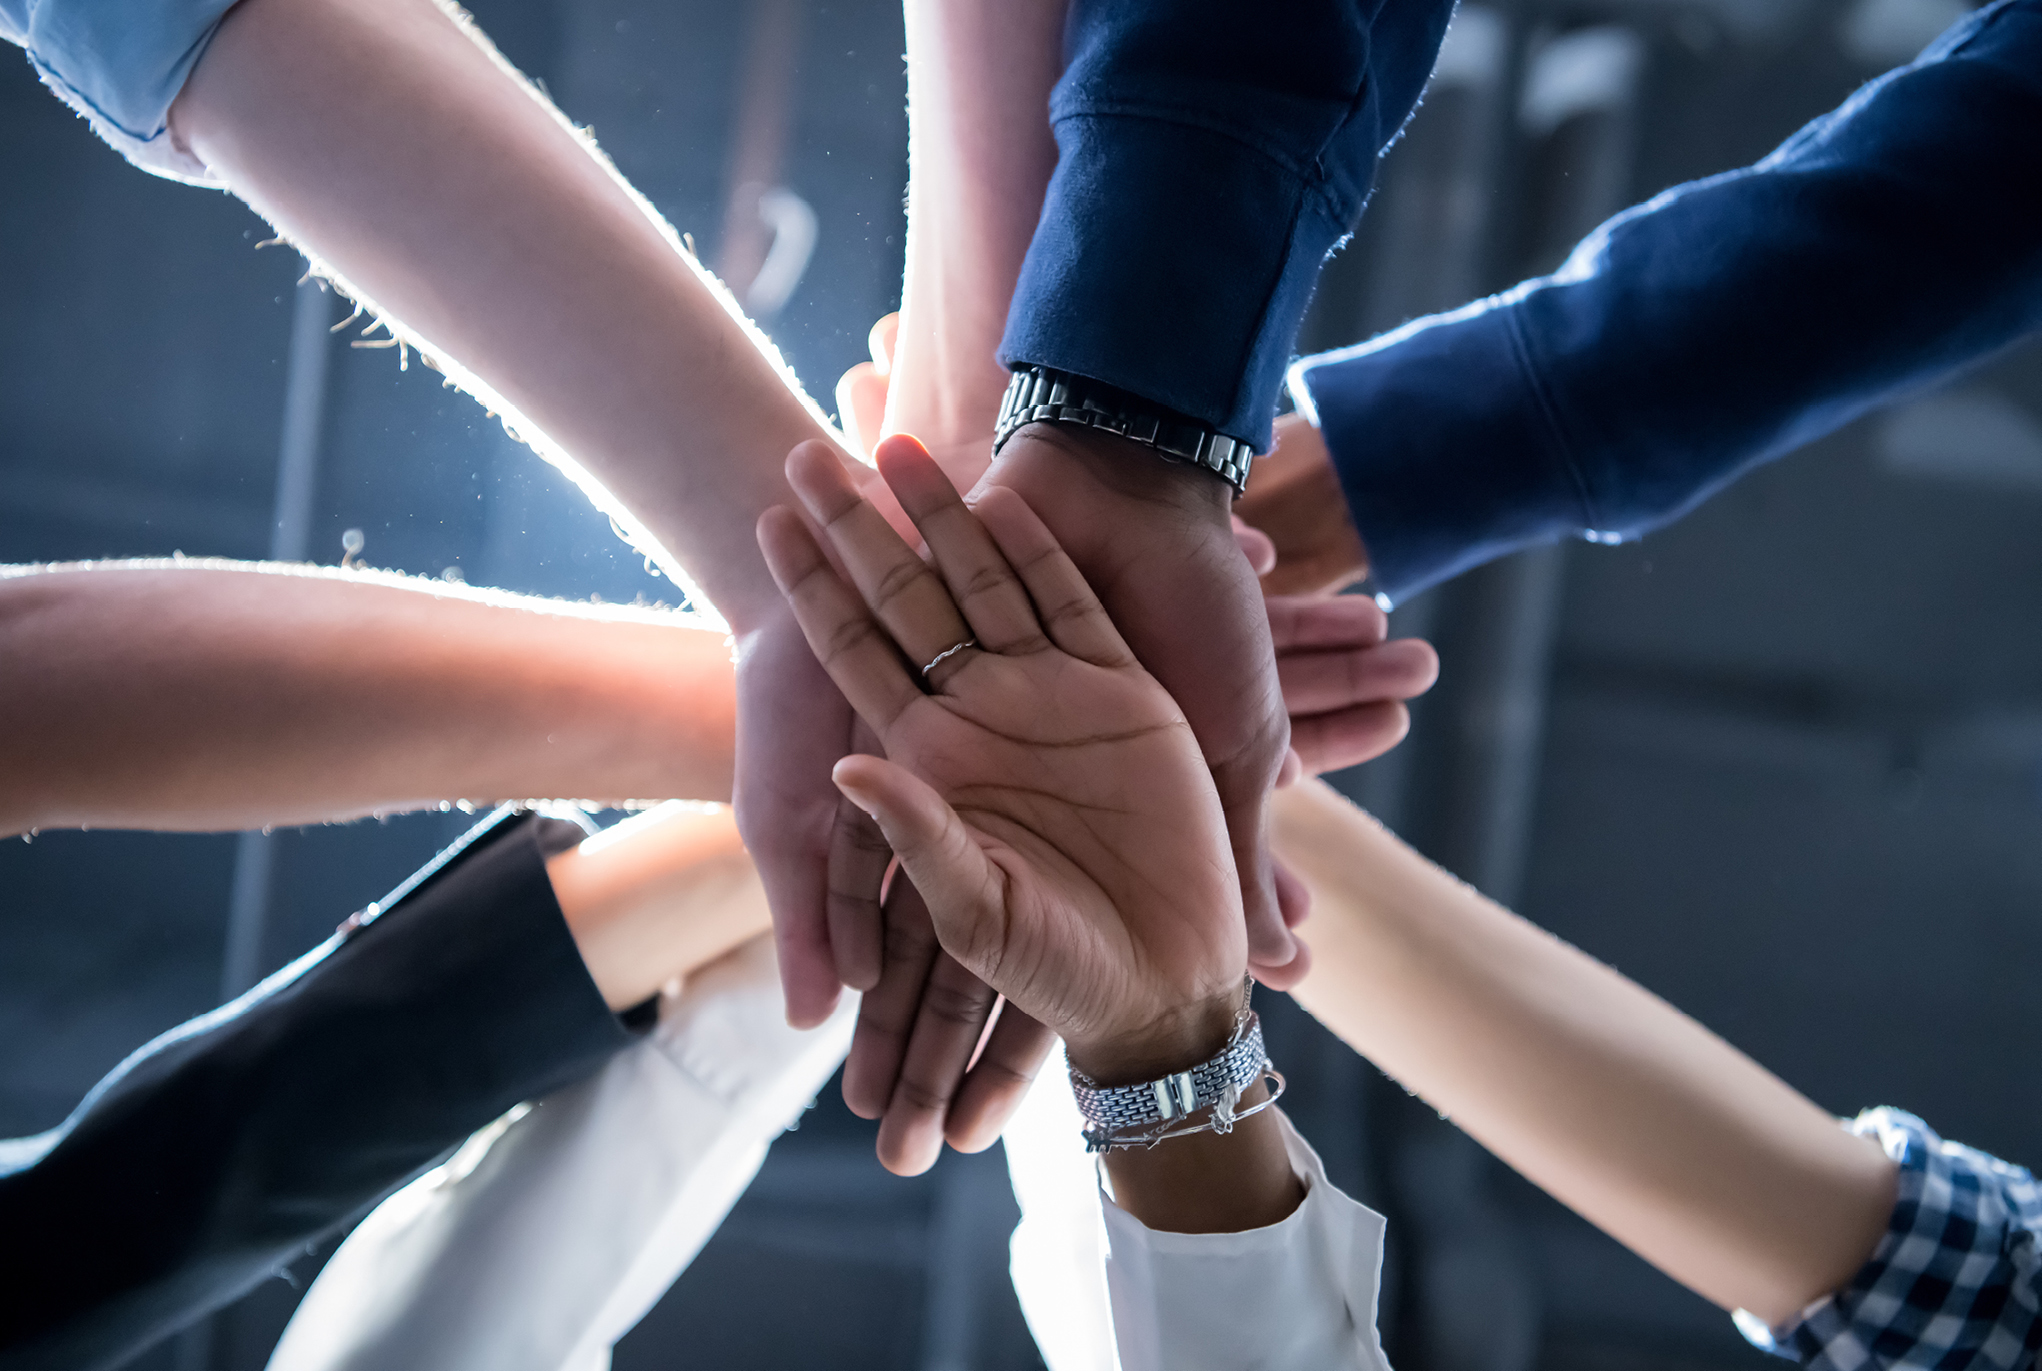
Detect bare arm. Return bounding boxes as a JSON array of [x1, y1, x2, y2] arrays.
[[167, 0, 928, 1022], [0, 560, 736, 836], [1274, 779, 1896, 1327], [881, 0, 1065, 480], [548, 802, 770, 1011], [168, 0, 835, 631]]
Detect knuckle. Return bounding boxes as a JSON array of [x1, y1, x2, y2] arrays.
[[921, 978, 994, 1028], [893, 1076, 953, 1115], [881, 914, 936, 963], [835, 816, 895, 858], [869, 558, 930, 613], [820, 614, 882, 667], [958, 561, 1016, 604], [854, 1006, 912, 1045]]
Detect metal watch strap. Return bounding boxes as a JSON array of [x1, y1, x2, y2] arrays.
[[1070, 1012, 1270, 1145], [994, 365, 1255, 496]]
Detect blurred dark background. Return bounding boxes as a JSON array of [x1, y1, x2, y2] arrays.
[[1, 0, 2035, 1367]]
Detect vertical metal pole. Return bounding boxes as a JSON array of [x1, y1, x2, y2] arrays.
[[269, 275, 339, 567]]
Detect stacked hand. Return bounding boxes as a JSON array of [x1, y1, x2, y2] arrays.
[[814, 321, 1435, 1171], [757, 437, 1250, 1080]]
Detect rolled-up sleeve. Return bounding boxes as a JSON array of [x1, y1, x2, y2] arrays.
[[1291, 0, 2042, 605], [1735, 1107, 2042, 1371], [998, 0, 1455, 453], [0, 0, 240, 184]]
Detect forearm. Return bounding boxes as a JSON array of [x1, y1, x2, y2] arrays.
[[548, 803, 771, 1011], [1275, 780, 1895, 1325], [168, 0, 837, 630], [888, 0, 1064, 478], [0, 561, 737, 835]]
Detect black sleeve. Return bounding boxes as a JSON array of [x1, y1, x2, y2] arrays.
[[0, 809, 635, 1371]]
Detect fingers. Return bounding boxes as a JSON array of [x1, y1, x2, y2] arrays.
[[874, 435, 1048, 655], [1278, 747, 1305, 788], [874, 949, 1001, 1176], [825, 791, 891, 992], [1232, 802, 1303, 985], [835, 362, 890, 460], [868, 312, 900, 373], [945, 1004, 1056, 1154], [786, 440, 979, 688], [973, 487, 1135, 669], [757, 506, 923, 734], [842, 876, 944, 1119], [831, 754, 1000, 974], [1290, 699, 1412, 774], [831, 313, 900, 459], [1275, 858, 1313, 930], [1278, 634, 1441, 718], [1280, 636, 1436, 774], [731, 628, 856, 1028], [1209, 725, 1302, 983], [1266, 593, 1389, 653]]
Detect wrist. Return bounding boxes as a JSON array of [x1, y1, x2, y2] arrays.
[[1064, 987, 1242, 1088], [986, 422, 1235, 526]]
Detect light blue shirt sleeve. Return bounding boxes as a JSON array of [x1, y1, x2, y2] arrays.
[[0, 0, 243, 183]]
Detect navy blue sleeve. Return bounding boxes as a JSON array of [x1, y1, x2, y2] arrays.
[[1292, 0, 2042, 605], [998, 0, 1456, 452], [0, 811, 633, 1371]]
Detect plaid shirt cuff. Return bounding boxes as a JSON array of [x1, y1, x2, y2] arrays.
[[1734, 1107, 2042, 1370]]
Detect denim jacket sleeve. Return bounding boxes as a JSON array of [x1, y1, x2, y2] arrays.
[[997, 0, 1457, 453], [1290, 0, 2042, 606], [0, 0, 239, 184], [0, 811, 634, 1371]]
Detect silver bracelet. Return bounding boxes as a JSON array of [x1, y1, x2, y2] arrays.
[[1069, 981, 1283, 1152]]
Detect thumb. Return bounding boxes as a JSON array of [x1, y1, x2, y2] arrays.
[[830, 755, 1003, 976]]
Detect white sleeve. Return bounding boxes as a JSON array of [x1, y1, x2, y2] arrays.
[[1099, 1111, 1391, 1371], [266, 936, 855, 1371], [1003, 1046, 1122, 1371], [1004, 1050, 1391, 1371]]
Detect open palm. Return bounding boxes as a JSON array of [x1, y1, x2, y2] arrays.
[[756, 436, 1246, 1055]]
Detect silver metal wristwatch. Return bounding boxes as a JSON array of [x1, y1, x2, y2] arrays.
[[994, 365, 1255, 496], [1069, 1009, 1282, 1152]]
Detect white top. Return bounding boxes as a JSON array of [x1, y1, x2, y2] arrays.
[[267, 936, 856, 1371], [269, 952, 1391, 1371]]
